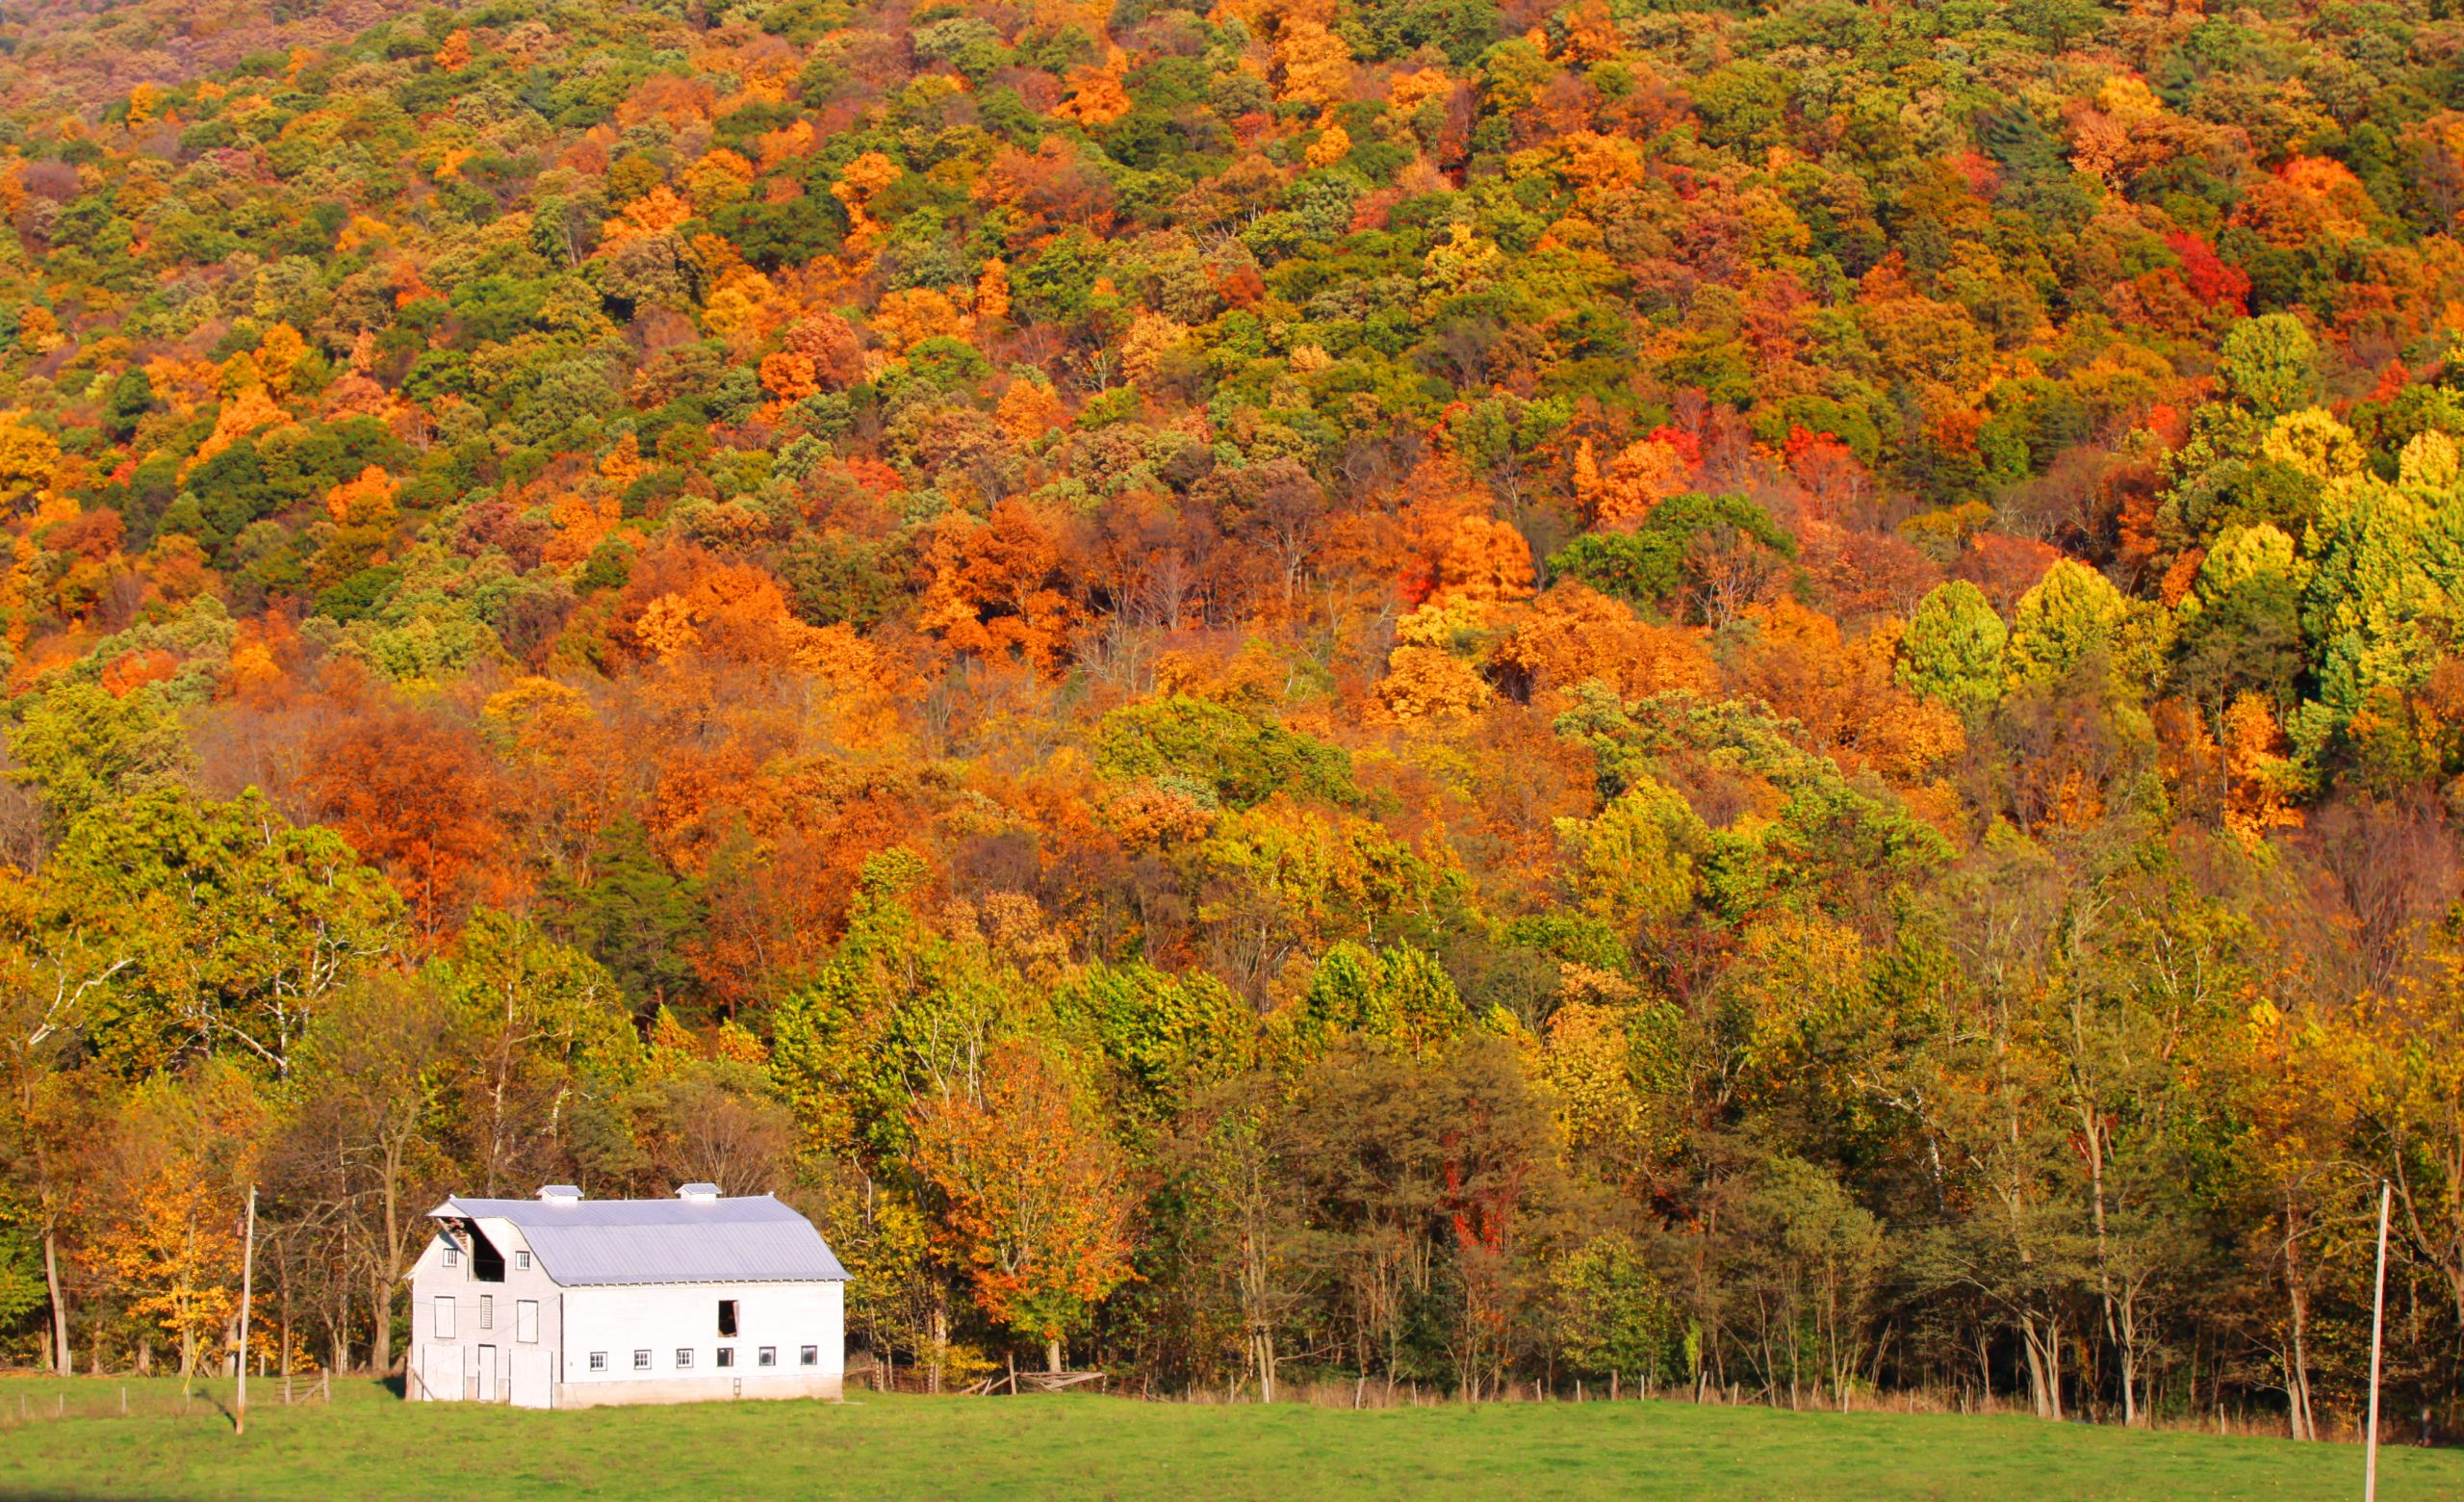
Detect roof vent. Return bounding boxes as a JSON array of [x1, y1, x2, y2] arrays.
[[677, 1182, 722, 1202], [538, 1184, 583, 1203]]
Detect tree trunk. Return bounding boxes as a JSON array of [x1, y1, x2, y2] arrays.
[[369, 1262, 393, 1376], [2083, 1097, 2122, 1425], [41, 1226, 69, 1374], [376, 1138, 408, 1375], [2045, 1315, 2065, 1422], [2116, 1282, 2143, 1429], [2020, 1327, 2050, 1419], [330, 1280, 350, 1379], [1045, 1336, 1062, 1374], [2019, 1312, 2064, 1421], [2284, 1197, 2314, 1441]]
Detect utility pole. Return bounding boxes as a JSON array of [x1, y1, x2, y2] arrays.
[[236, 1185, 257, 1438], [2365, 1180, 2390, 1502]]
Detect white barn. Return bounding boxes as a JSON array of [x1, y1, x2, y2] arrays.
[[405, 1182, 849, 1409]]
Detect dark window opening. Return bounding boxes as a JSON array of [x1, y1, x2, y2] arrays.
[[717, 1347, 735, 1368], [457, 1220, 507, 1283], [717, 1300, 738, 1337]]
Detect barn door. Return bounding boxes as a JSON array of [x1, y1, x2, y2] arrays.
[[424, 1344, 461, 1402], [511, 1348, 553, 1409], [475, 1345, 498, 1403]]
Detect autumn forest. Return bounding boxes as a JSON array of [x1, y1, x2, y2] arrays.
[[0, 0, 2460, 1444]]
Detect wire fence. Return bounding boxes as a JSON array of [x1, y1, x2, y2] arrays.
[[843, 1355, 2379, 1442], [0, 1365, 2382, 1450], [0, 1372, 344, 1428]]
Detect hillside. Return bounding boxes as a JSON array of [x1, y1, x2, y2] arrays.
[[0, 0, 2458, 1452]]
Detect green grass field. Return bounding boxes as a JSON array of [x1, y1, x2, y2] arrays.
[[0, 1375, 2454, 1501]]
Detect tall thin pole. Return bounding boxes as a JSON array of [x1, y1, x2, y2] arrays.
[[236, 1185, 257, 1438], [2365, 1180, 2390, 1502]]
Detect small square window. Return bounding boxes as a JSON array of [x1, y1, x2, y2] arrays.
[[717, 1347, 736, 1368], [799, 1345, 818, 1367], [479, 1295, 494, 1330], [718, 1299, 738, 1337], [757, 1347, 776, 1367], [516, 1251, 531, 1271], [676, 1348, 694, 1369], [443, 1246, 460, 1269], [633, 1350, 652, 1371], [589, 1352, 608, 1372]]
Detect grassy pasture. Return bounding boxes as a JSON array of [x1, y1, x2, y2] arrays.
[[0, 1375, 2456, 1500]]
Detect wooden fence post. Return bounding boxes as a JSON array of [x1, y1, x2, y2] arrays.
[[2366, 1181, 2393, 1502], [235, 1184, 256, 1437]]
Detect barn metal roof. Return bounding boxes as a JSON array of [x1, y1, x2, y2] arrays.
[[430, 1193, 850, 1286]]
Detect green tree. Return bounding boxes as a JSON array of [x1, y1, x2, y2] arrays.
[[6, 682, 192, 834], [2006, 560, 2129, 689], [1553, 1231, 1682, 1384], [1898, 582, 2009, 716], [1280, 942, 1473, 1062], [430, 910, 639, 1194], [2169, 526, 2308, 715], [1094, 695, 1361, 811], [1055, 961, 1256, 1122], [46, 790, 403, 1075], [558, 817, 703, 1018], [1554, 778, 1707, 936], [1548, 494, 1796, 622], [769, 850, 1024, 1162], [2294, 431, 2464, 761], [2218, 314, 2321, 419]]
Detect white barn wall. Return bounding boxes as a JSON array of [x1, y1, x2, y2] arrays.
[[407, 1216, 569, 1405], [558, 1280, 844, 1405]]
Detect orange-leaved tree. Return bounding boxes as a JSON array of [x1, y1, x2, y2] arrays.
[[303, 706, 509, 942], [909, 1040, 1134, 1372], [916, 500, 1083, 676]]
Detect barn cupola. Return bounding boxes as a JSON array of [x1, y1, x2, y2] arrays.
[[677, 1182, 721, 1201], [537, 1184, 582, 1203]]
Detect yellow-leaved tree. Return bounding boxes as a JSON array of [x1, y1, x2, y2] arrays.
[[90, 1060, 266, 1393]]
